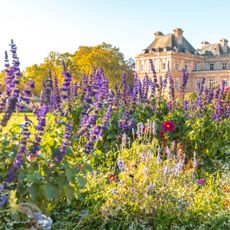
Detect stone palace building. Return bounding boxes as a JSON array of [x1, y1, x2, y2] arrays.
[[135, 28, 230, 95]]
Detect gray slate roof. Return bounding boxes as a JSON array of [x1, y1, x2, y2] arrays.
[[198, 43, 230, 56], [145, 33, 197, 54], [143, 29, 229, 57]]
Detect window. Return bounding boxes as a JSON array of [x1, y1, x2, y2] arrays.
[[140, 60, 144, 72], [185, 62, 189, 71], [176, 62, 179, 70], [175, 78, 180, 89], [162, 63, 166, 70], [194, 63, 199, 71], [223, 79, 229, 86], [209, 79, 214, 89], [196, 79, 201, 89], [145, 61, 148, 72], [222, 63, 227, 70], [209, 64, 214, 70], [149, 60, 154, 71]]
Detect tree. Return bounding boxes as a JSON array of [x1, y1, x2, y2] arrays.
[[24, 52, 76, 96], [72, 43, 134, 86], [23, 43, 134, 95]]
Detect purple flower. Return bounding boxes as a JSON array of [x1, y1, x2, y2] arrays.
[[197, 179, 206, 185], [215, 85, 221, 99], [0, 195, 7, 208], [31, 105, 48, 154], [220, 80, 226, 99], [84, 141, 94, 155], [50, 75, 61, 110], [55, 122, 72, 161], [117, 158, 125, 171], [184, 100, 189, 111], [121, 73, 127, 98], [167, 101, 173, 111], [149, 59, 159, 88], [6, 115, 31, 183], [197, 97, 203, 110], [132, 73, 139, 107], [213, 101, 222, 122], [180, 69, 189, 97], [207, 87, 214, 103], [118, 109, 133, 130], [199, 78, 206, 96], [150, 80, 156, 99], [26, 80, 35, 88], [168, 74, 175, 100], [102, 105, 112, 126], [60, 61, 72, 100]]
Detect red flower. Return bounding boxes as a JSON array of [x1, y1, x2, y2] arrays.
[[27, 150, 41, 162], [80, 163, 85, 172], [108, 174, 117, 182], [159, 130, 164, 137], [223, 186, 228, 193], [162, 121, 175, 132], [27, 154, 36, 162]]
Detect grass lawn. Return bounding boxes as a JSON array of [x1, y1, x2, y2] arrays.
[[0, 112, 36, 132]]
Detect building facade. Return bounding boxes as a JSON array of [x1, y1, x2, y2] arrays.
[[135, 28, 230, 95]]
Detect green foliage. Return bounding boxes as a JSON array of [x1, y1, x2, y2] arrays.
[[0, 81, 229, 229], [51, 143, 230, 229]]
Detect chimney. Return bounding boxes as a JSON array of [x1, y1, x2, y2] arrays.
[[201, 41, 209, 49], [154, 31, 163, 39], [219, 38, 228, 53], [173, 28, 183, 44]]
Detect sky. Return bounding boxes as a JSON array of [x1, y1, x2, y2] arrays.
[[0, 0, 230, 70]]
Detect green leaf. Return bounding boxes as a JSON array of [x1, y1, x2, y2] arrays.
[[27, 171, 42, 183], [64, 185, 74, 205], [65, 167, 74, 182], [94, 149, 102, 155], [77, 175, 86, 188], [83, 163, 93, 173], [58, 174, 69, 187], [42, 183, 57, 200], [28, 183, 40, 201]]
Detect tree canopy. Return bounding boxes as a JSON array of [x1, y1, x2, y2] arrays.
[[0, 43, 134, 96], [72, 43, 134, 86]]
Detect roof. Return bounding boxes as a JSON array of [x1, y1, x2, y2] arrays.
[[145, 33, 197, 54], [142, 28, 230, 57], [198, 43, 230, 56]]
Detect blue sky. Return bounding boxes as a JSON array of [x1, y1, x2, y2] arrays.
[[0, 0, 230, 70]]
